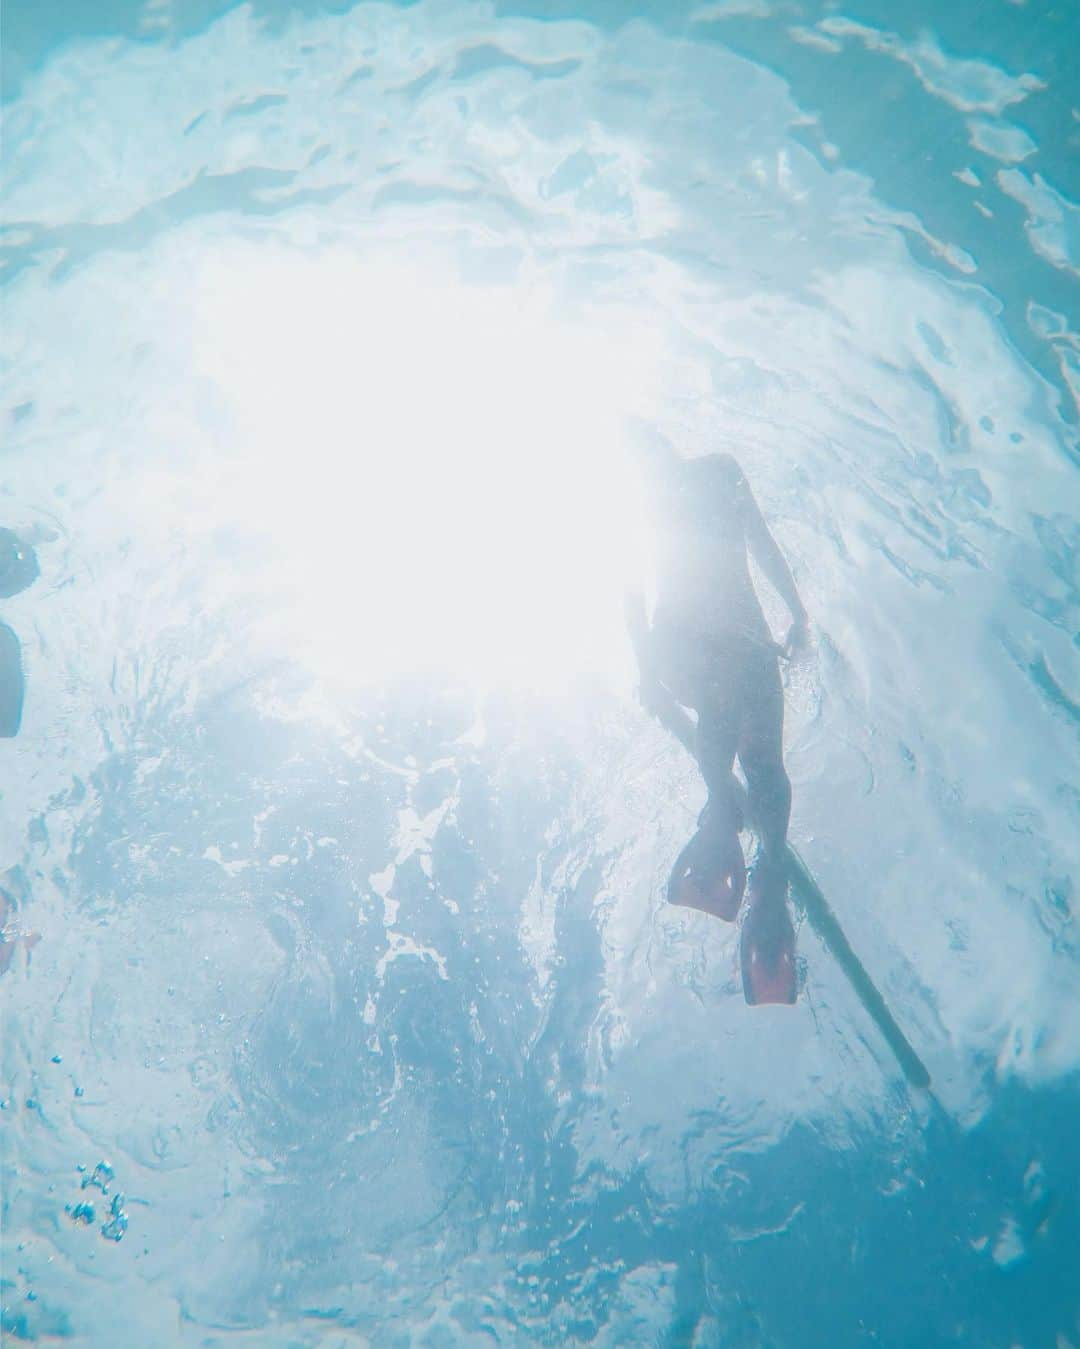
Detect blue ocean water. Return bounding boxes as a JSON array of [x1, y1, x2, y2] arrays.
[[1, 0, 1078, 1343]]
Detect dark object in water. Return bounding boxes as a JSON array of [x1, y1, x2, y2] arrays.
[[0, 622, 24, 737]]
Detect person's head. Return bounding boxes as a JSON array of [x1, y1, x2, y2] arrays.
[[0, 528, 40, 599]]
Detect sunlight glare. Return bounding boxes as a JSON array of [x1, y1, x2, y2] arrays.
[[192, 245, 661, 691]]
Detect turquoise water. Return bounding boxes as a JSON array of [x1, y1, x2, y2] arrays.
[[2, 1, 1078, 1344]]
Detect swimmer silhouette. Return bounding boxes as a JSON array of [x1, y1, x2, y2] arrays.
[[626, 432, 808, 1005], [0, 526, 41, 739]]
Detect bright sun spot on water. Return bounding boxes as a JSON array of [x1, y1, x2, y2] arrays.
[[190, 245, 662, 692]]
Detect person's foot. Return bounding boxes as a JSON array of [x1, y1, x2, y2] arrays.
[[740, 854, 797, 1004], [668, 812, 746, 921]]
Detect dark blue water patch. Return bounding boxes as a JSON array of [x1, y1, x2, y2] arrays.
[[687, 2, 1080, 426], [917, 320, 954, 367], [339, 63, 374, 91], [1, 0, 222, 102], [0, 1296, 73, 1343], [222, 92, 289, 121], [943, 468, 992, 516], [1036, 872, 1076, 958], [450, 44, 582, 84], [866, 533, 952, 593], [1031, 513, 1079, 599], [504, 1080, 1080, 1347], [1027, 652, 1080, 729], [0, 167, 352, 285], [1, 0, 417, 102], [371, 180, 482, 211], [392, 65, 442, 101], [541, 149, 599, 200]]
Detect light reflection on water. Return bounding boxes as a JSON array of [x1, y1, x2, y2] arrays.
[[188, 244, 656, 688], [1, 1, 1077, 1344]]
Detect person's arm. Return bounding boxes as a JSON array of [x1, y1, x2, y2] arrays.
[[736, 468, 808, 646]]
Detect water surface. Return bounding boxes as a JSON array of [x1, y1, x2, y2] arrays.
[[1, 1, 1078, 1343]]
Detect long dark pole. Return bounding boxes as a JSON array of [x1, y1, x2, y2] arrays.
[[648, 685, 931, 1090]]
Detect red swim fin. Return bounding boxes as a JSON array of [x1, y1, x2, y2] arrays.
[[668, 825, 746, 921], [740, 861, 797, 1005]]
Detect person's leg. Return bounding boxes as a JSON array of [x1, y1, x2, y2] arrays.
[[667, 651, 747, 919], [648, 624, 751, 918], [695, 699, 741, 832], [736, 652, 790, 860], [737, 650, 797, 1002], [650, 623, 742, 814], [667, 708, 745, 919]]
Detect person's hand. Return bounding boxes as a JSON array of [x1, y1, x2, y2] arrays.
[[783, 614, 809, 660]]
